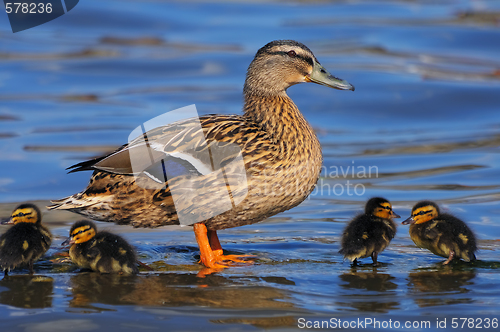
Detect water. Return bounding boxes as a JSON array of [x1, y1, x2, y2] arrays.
[[1, 0, 500, 330]]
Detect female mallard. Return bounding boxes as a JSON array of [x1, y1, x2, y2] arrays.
[[49, 40, 354, 269], [339, 197, 399, 266], [0, 204, 52, 276], [402, 200, 477, 265], [62, 220, 138, 274]]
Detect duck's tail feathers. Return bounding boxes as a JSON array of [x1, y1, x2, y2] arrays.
[[47, 193, 107, 210], [66, 144, 127, 174], [66, 156, 105, 173]]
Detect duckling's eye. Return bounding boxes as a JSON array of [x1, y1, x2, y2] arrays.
[[287, 50, 296, 58]]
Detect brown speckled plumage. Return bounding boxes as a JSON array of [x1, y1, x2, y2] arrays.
[[49, 40, 354, 268]]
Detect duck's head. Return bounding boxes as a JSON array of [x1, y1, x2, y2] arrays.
[[402, 201, 440, 225], [1, 203, 42, 225], [244, 40, 354, 96], [365, 197, 400, 219], [62, 220, 97, 246]]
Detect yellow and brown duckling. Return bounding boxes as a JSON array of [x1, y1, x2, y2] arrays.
[[0, 204, 52, 276], [62, 220, 138, 275], [402, 200, 477, 265], [48, 40, 354, 270], [340, 197, 400, 266]]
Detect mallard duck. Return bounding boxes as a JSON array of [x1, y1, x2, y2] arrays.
[[402, 200, 477, 265], [62, 220, 138, 274], [0, 204, 52, 276], [339, 197, 399, 266], [48, 40, 354, 269]]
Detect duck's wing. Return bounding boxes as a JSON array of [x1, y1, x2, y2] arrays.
[[85, 246, 101, 262], [67, 116, 246, 182], [54, 115, 253, 226], [422, 220, 442, 240]]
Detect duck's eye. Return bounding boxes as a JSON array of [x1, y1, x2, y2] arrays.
[[287, 50, 296, 58]]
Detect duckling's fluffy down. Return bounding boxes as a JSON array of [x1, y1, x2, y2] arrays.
[[339, 214, 396, 262], [409, 213, 477, 262], [69, 231, 138, 275], [0, 223, 52, 271]]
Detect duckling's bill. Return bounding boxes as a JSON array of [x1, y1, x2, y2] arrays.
[[61, 237, 74, 246], [1, 218, 14, 225], [402, 217, 415, 225], [305, 60, 354, 91]]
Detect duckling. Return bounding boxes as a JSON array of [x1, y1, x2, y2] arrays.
[[0, 204, 52, 276], [402, 200, 477, 265], [48, 40, 354, 269], [62, 220, 138, 274], [339, 197, 400, 266]]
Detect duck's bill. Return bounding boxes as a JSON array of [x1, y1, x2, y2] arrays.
[[306, 61, 355, 91], [62, 237, 75, 246], [391, 212, 401, 219], [402, 217, 415, 225], [0, 217, 14, 225]]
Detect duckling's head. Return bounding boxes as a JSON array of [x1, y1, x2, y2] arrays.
[[244, 40, 354, 96], [365, 197, 400, 219], [2, 203, 42, 225], [402, 200, 440, 225], [63, 220, 97, 245]]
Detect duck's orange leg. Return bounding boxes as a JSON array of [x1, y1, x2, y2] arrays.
[[208, 229, 255, 264], [194, 223, 255, 269], [207, 229, 224, 257], [194, 223, 227, 269]]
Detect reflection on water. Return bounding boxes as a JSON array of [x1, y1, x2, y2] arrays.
[[337, 271, 399, 313], [120, 274, 294, 309], [408, 270, 476, 308], [68, 273, 139, 310], [66, 272, 297, 328], [339, 271, 397, 292], [0, 275, 53, 309], [65, 271, 297, 308]]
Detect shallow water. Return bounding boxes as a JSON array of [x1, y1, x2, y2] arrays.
[[1, 0, 500, 331]]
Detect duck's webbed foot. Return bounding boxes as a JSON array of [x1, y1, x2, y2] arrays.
[[194, 223, 255, 271], [208, 229, 255, 264]]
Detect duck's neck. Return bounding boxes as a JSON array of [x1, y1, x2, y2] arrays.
[[243, 92, 321, 159]]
